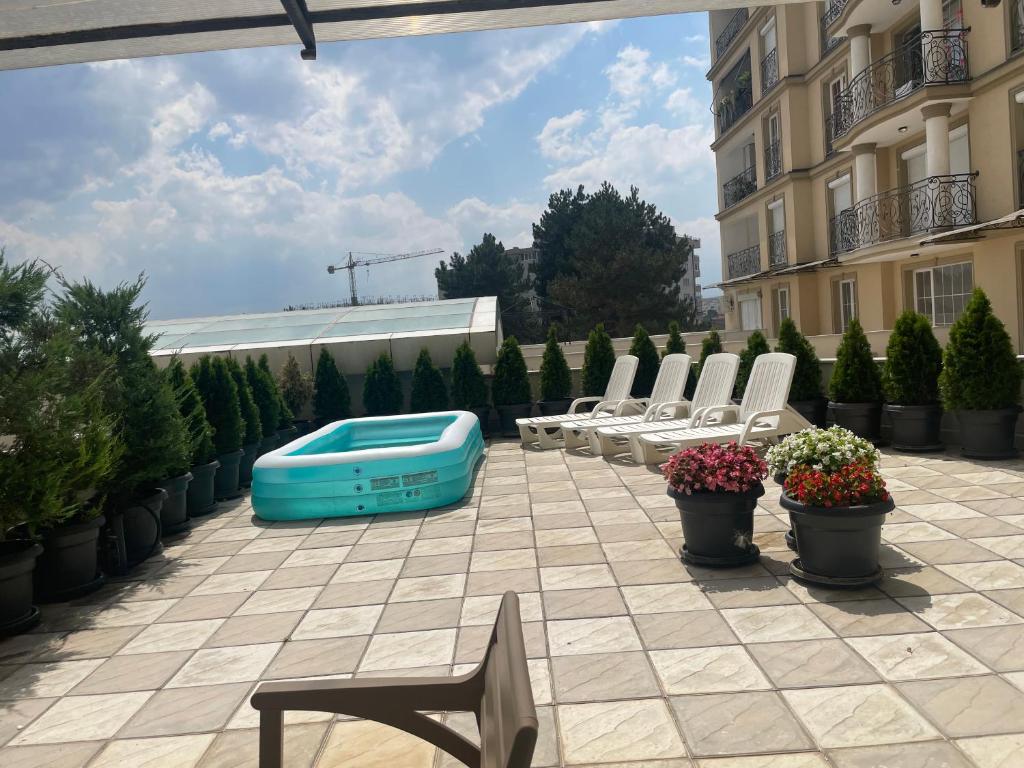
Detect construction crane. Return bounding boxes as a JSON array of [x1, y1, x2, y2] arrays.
[[327, 248, 444, 306]]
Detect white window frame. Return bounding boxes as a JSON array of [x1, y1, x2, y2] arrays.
[[913, 261, 974, 326], [828, 74, 847, 117], [839, 278, 857, 331], [776, 286, 790, 326], [739, 295, 762, 331]]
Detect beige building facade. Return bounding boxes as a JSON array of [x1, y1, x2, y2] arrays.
[[708, 0, 1024, 356]]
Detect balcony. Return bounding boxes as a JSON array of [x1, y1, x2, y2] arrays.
[[760, 48, 779, 95], [723, 165, 757, 208], [1015, 0, 1024, 54], [821, 0, 848, 33], [768, 230, 787, 268], [727, 244, 762, 279], [829, 173, 978, 255], [715, 8, 749, 61], [764, 139, 782, 181], [829, 29, 969, 144]]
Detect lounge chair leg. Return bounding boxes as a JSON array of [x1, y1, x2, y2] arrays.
[[536, 426, 563, 450], [259, 709, 284, 768]]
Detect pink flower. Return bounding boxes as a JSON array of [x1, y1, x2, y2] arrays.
[[661, 442, 767, 495]]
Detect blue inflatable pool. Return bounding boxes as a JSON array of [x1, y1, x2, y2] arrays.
[[251, 411, 484, 521]]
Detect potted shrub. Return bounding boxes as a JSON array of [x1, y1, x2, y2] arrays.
[[776, 318, 826, 427], [312, 348, 351, 427], [280, 353, 315, 435], [245, 356, 280, 457], [364, 352, 404, 416], [939, 288, 1023, 459], [735, 330, 770, 399], [166, 359, 219, 519], [227, 358, 261, 488], [828, 318, 882, 440], [662, 442, 768, 566], [493, 336, 533, 436], [260, 354, 296, 446], [663, 320, 686, 358], [688, 330, 723, 398], [192, 356, 245, 500], [410, 348, 448, 413], [629, 324, 660, 398], [581, 324, 616, 402], [451, 341, 490, 432], [538, 325, 573, 416], [883, 311, 944, 452], [781, 461, 893, 586]]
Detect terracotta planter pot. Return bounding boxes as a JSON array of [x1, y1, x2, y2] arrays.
[[885, 404, 944, 452], [668, 484, 764, 567], [0, 540, 43, 636], [828, 401, 881, 441], [186, 460, 219, 517], [35, 515, 106, 601], [954, 407, 1021, 459]]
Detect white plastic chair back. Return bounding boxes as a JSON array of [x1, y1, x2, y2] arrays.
[[603, 355, 639, 401], [738, 352, 796, 420], [649, 354, 692, 403], [690, 353, 740, 411]]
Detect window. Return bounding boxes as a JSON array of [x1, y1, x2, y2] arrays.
[[775, 286, 790, 333], [739, 296, 762, 330], [915, 262, 973, 325], [943, 0, 964, 29], [839, 278, 857, 331]]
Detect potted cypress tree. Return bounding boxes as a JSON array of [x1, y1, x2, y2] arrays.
[[192, 356, 245, 500], [629, 325, 660, 398], [883, 311, 944, 451], [260, 354, 296, 446], [538, 326, 573, 416], [663, 442, 768, 566], [312, 348, 351, 426], [735, 330, 770, 399], [166, 359, 219, 519], [280, 353, 315, 435], [776, 318, 825, 427], [227, 358, 261, 488], [663, 321, 686, 358], [364, 352, 404, 416], [828, 318, 882, 440], [940, 288, 1023, 458], [245, 356, 281, 456], [492, 336, 533, 436], [410, 348, 448, 413], [581, 324, 616, 402], [688, 330, 723, 398], [451, 341, 490, 432]]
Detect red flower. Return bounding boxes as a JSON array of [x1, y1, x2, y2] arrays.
[[783, 461, 889, 507]]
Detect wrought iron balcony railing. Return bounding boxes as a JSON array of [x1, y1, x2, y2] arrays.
[[829, 173, 978, 255], [727, 245, 762, 280], [715, 8, 749, 60], [768, 230, 787, 268], [1014, 0, 1024, 54], [829, 29, 969, 143], [821, 0, 848, 32], [723, 165, 757, 208], [824, 113, 837, 158], [760, 48, 779, 95], [765, 139, 782, 181], [714, 86, 753, 135]]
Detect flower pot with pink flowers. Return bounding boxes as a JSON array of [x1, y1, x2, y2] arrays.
[[780, 461, 894, 587], [662, 442, 768, 567]]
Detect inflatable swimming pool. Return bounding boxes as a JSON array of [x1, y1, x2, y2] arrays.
[[251, 411, 484, 521]]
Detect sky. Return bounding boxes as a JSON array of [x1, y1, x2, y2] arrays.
[[0, 13, 719, 321]]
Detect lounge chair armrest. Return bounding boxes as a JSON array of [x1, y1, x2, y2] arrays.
[[568, 396, 603, 413], [642, 400, 690, 421], [613, 398, 649, 416], [251, 675, 475, 716], [591, 400, 620, 415], [696, 404, 740, 425], [738, 409, 790, 444]]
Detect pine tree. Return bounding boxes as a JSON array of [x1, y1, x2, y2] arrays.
[[884, 311, 942, 406], [450, 341, 488, 409], [540, 325, 572, 401], [313, 348, 351, 422], [259, 354, 292, 427], [829, 318, 882, 403], [735, 330, 770, 398], [245, 356, 280, 439], [628, 324, 660, 397], [279, 353, 314, 418], [191, 356, 244, 455], [492, 336, 532, 406], [364, 353, 404, 416], [688, 329, 724, 398], [581, 323, 615, 396], [165, 358, 215, 466], [410, 348, 448, 412], [663, 320, 686, 358], [775, 317, 822, 401], [226, 357, 261, 445]]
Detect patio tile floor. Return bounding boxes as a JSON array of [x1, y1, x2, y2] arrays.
[[2, 441, 1024, 766]]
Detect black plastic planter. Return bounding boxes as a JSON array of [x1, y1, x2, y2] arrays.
[[35, 516, 106, 602], [886, 404, 944, 452], [214, 449, 244, 500], [258, 434, 279, 457], [292, 419, 314, 437], [158, 472, 193, 535], [669, 483, 764, 566], [538, 398, 574, 417], [0, 541, 43, 636], [781, 491, 894, 586], [238, 442, 260, 488], [104, 488, 167, 575], [470, 406, 491, 436], [497, 403, 533, 437], [791, 398, 827, 428], [187, 459, 219, 517], [829, 401, 881, 441], [276, 425, 298, 450], [954, 407, 1022, 460], [773, 472, 798, 552]]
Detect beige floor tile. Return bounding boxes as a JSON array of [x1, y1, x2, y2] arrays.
[[215, 551, 291, 574], [551, 651, 660, 703], [314, 579, 394, 608], [558, 699, 686, 763], [697, 756, 827, 768], [809, 598, 932, 636], [281, 546, 352, 568], [469, 548, 537, 572], [702, 577, 800, 609], [539, 564, 616, 590], [881, 522, 957, 544], [86, 599, 179, 627], [955, 733, 1024, 768], [878, 567, 973, 597], [847, 632, 989, 680], [670, 691, 814, 757], [898, 593, 1024, 630], [390, 573, 466, 602], [316, 720, 435, 768], [89, 734, 215, 767], [0, 660, 103, 699], [782, 684, 938, 748], [535, 528, 599, 547], [328, 559, 404, 583], [156, 593, 249, 623], [0, 698, 55, 746], [945, 624, 1024, 671], [547, 616, 642, 656], [898, 675, 1024, 737], [543, 587, 627, 620], [747, 639, 880, 688], [720, 605, 834, 643], [10, 691, 153, 745], [264, 637, 368, 679], [120, 619, 224, 654], [635, 610, 739, 650], [205, 611, 303, 647], [119, 682, 252, 738], [459, 592, 541, 626], [900, 502, 983, 521], [234, 586, 322, 615], [70, 651, 192, 695], [971, 535, 1024, 559], [937, 561, 1024, 591], [359, 628, 457, 671], [166, 643, 280, 687], [0, 741, 103, 768], [408, 536, 474, 557], [207, 722, 329, 764], [827, 741, 973, 768], [292, 605, 384, 640], [602, 539, 677, 561], [622, 583, 714, 614], [189, 571, 271, 596], [610, 559, 692, 585], [651, 646, 771, 694]]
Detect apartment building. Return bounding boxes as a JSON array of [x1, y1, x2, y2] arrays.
[[678, 235, 704, 308], [708, 0, 1024, 354]]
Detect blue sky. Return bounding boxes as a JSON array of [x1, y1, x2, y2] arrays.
[[0, 13, 718, 320]]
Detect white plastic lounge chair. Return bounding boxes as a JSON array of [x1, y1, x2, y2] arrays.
[[517, 354, 638, 448], [631, 352, 811, 464], [587, 353, 740, 457], [558, 353, 692, 449]]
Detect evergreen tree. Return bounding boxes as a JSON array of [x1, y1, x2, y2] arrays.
[[688, 330, 723, 398], [410, 348, 448, 413], [364, 353, 404, 416], [775, 317, 822, 401], [829, 318, 882, 403], [628, 324, 660, 397], [226, 357, 260, 445], [259, 354, 292, 427], [663, 320, 686, 358], [245, 356, 280, 439], [279, 353, 314, 418], [492, 336, 532, 406], [540, 325, 572, 401], [165, 358, 215, 466], [735, 330, 770, 398], [884, 311, 942, 406], [450, 341, 488, 409], [581, 323, 616, 396], [312, 348, 351, 421], [940, 288, 1023, 410], [191, 356, 244, 455]]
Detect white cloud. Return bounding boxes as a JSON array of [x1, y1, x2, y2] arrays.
[[446, 197, 541, 250], [536, 109, 590, 163], [684, 34, 706, 44], [682, 54, 710, 69], [665, 87, 705, 121], [207, 122, 232, 140]]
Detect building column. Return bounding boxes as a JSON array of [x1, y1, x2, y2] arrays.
[[848, 25, 872, 77], [919, 0, 943, 32], [852, 143, 877, 203], [923, 103, 951, 178], [919, 0, 944, 81]]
